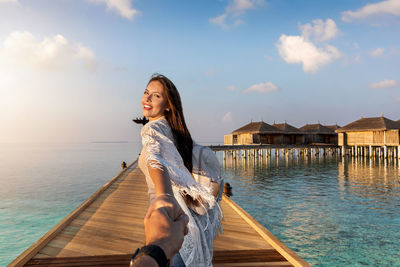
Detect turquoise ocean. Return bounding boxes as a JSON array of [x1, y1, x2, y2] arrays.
[[1, 142, 399, 266]]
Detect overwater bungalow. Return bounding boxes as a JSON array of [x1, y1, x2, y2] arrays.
[[299, 123, 337, 144], [224, 121, 283, 145], [335, 116, 400, 158], [325, 124, 341, 131], [272, 122, 304, 144]]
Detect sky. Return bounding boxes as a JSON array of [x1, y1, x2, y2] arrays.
[[0, 0, 399, 144]]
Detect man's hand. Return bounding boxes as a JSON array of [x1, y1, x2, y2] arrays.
[[144, 205, 189, 259]]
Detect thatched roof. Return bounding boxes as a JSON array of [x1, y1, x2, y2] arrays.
[[336, 117, 400, 133], [299, 123, 335, 134], [272, 122, 302, 134], [232, 121, 282, 134], [326, 124, 341, 131]]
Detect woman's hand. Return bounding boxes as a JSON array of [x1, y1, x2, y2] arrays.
[[144, 204, 189, 260], [144, 194, 186, 232]]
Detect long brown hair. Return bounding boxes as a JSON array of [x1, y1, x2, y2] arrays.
[[148, 74, 193, 173]]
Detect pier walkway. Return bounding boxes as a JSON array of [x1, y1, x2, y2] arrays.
[[10, 160, 309, 267]]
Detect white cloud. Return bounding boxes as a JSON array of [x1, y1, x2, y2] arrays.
[[243, 82, 280, 93], [342, 0, 400, 22], [1, 31, 97, 71], [210, 0, 264, 29], [209, 14, 227, 28], [227, 85, 239, 91], [88, 0, 139, 20], [277, 34, 341, 73], [222, 112, 233, 123], [369, 79, 398, 89], [370, 47, 385, 57], [227, 0, 256, 15], [0, 0, 18, 3], [300, 19, 339, 42]]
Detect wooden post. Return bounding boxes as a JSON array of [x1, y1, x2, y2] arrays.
[[223, 183, 233, 197], [384, 146, 388, 159]]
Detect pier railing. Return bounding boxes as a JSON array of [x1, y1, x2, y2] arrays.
[[209, 144, 400, 161], [209, 144, 340, 160]]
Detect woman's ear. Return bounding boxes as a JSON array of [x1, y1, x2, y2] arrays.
[[165, 108, 170, 112]]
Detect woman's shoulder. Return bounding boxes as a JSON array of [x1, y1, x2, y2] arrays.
[[141, 117, 171, 136]]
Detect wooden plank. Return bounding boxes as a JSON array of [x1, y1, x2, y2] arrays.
[[213, 249, 286, 263]]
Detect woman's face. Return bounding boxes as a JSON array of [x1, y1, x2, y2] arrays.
[[141, 80, 169, 121]]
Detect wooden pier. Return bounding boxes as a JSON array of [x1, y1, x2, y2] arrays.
[[9, 160, 309, 267]]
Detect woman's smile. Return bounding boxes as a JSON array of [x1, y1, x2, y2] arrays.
[[141, 80, 169, 121], [143, 104, 152, 111]]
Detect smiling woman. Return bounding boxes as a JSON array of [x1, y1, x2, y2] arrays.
[[138, 74, 222, 267]]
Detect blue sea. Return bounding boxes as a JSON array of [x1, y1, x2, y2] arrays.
[[1, 143, 399, 266]]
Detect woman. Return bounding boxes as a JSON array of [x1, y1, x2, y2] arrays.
[[138, 74, 221, 267]]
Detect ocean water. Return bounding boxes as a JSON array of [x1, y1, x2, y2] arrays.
[[0, 142, 141, 266], [222, 154, 400, 266], [1, 143, 399, 266]]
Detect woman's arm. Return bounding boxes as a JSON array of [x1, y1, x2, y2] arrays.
[[148, 165, 173, 196], [147, 165, 184, 220]]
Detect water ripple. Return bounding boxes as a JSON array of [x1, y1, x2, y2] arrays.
[[221, 155, 400, 266]]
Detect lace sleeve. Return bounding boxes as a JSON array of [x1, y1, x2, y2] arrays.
[[140, 120, 173, 171]]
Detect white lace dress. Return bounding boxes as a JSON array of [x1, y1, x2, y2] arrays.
[[138, 116, 222, 267]]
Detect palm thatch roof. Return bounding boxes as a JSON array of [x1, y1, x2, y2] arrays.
[[336, 117, 400, 133], [299, 123, 335, 134], [232, 121, 282, 134], [272, 122, 302, 134], [325, 124, 341, 131]]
